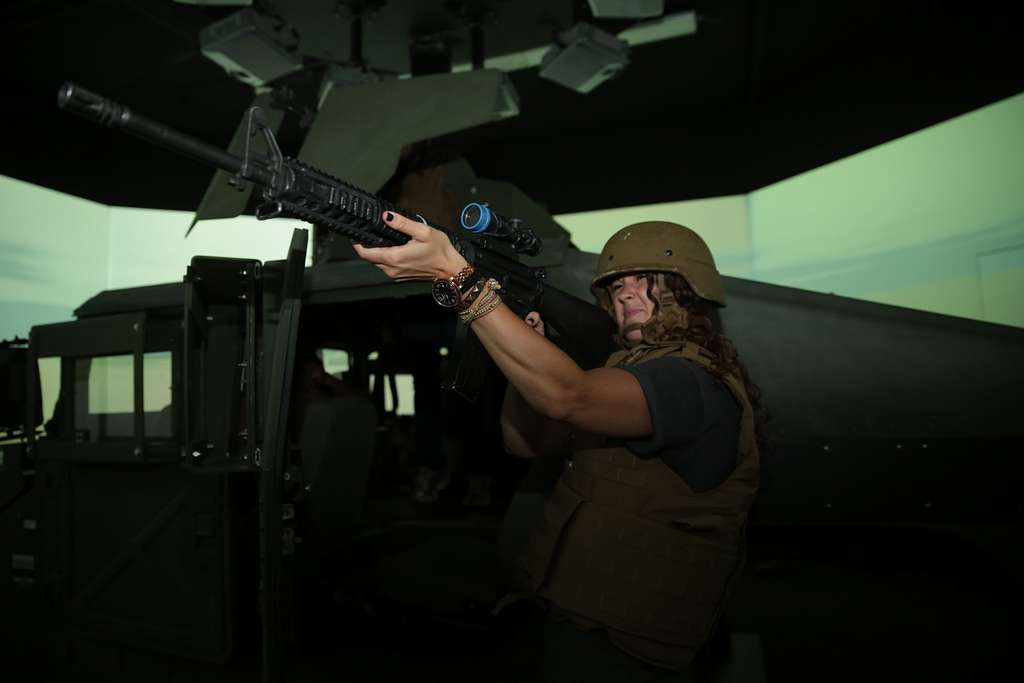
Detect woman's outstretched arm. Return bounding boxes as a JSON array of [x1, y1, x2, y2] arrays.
[[353, 211, 652, 439]]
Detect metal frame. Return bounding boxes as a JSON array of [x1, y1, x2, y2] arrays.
[[183, 256, 263, 471], [30, 313, 182, 463], [258, 228, 308, 683]]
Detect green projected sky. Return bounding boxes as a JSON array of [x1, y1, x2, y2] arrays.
[[561, 92, 1024, 328], [0, 180, 310, 341], [747, 92, 1024, 325]]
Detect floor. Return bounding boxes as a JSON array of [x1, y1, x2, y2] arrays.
[[5, 481, 1021, 683]]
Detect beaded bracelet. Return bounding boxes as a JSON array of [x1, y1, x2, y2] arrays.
[[458, 278, 502, 325], [457, 278, 486, 311], [459, 280, 500, 324], [462, 291, 502, 325]]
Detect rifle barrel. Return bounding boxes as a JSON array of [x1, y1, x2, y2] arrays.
[[57, 82, 266, 183]]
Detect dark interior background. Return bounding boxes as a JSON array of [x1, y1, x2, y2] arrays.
[[2, 2, 1023, 681], [1, 0, 1021, 214]]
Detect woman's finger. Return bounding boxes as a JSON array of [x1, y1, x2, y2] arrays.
[[352, 242, 386, 263], [354, 244, 396, 268], [524, 311, 546, 336], [382, 210, 432, 241]]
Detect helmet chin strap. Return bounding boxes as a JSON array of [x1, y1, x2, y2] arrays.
[[616, 321, 646, 349]]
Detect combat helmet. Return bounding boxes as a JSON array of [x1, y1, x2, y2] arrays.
[[591, 221, 726, 307]]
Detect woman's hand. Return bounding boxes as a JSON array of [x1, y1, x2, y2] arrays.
[[352, 211, 469, 281]]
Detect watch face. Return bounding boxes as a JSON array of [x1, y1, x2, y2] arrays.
[[432, 279, 460, 308]]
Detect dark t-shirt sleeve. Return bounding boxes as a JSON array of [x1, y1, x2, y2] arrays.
[[617, 356, 741, 492]]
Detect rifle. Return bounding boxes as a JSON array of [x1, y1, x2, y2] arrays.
[[56, 82, 615, 398]]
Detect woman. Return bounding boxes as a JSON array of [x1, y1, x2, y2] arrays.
[[354, 213, 764, 678]]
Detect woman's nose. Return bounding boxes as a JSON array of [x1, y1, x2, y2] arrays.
[[618, 282, 641, 300]]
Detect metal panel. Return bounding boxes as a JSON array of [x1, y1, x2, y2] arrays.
[[719, 276, 1024, 440], [37, 459, 232, 662], [713, 276, 1024, 527], [0, 466, 46, 667], [33, 313, 145, 358], [258, 228, 307, 683], [74, 283, 184, 319], [299, 69, 519, 194], [30, 314, 182, 464], [183, 256, 262, 471], [0, 342, 39, 432]]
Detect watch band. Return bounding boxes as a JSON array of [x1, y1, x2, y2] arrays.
[[450, 265, 478, 292]]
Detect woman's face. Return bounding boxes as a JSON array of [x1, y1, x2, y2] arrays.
[[609, 274, 658, 342]]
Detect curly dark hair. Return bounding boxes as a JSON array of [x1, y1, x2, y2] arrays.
[[609, 272, 772, 455]]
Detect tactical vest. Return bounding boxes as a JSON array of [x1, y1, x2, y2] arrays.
[[518, 342, 760, 669]]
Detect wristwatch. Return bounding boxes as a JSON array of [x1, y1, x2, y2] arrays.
[[431, 265, 479, 308]]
